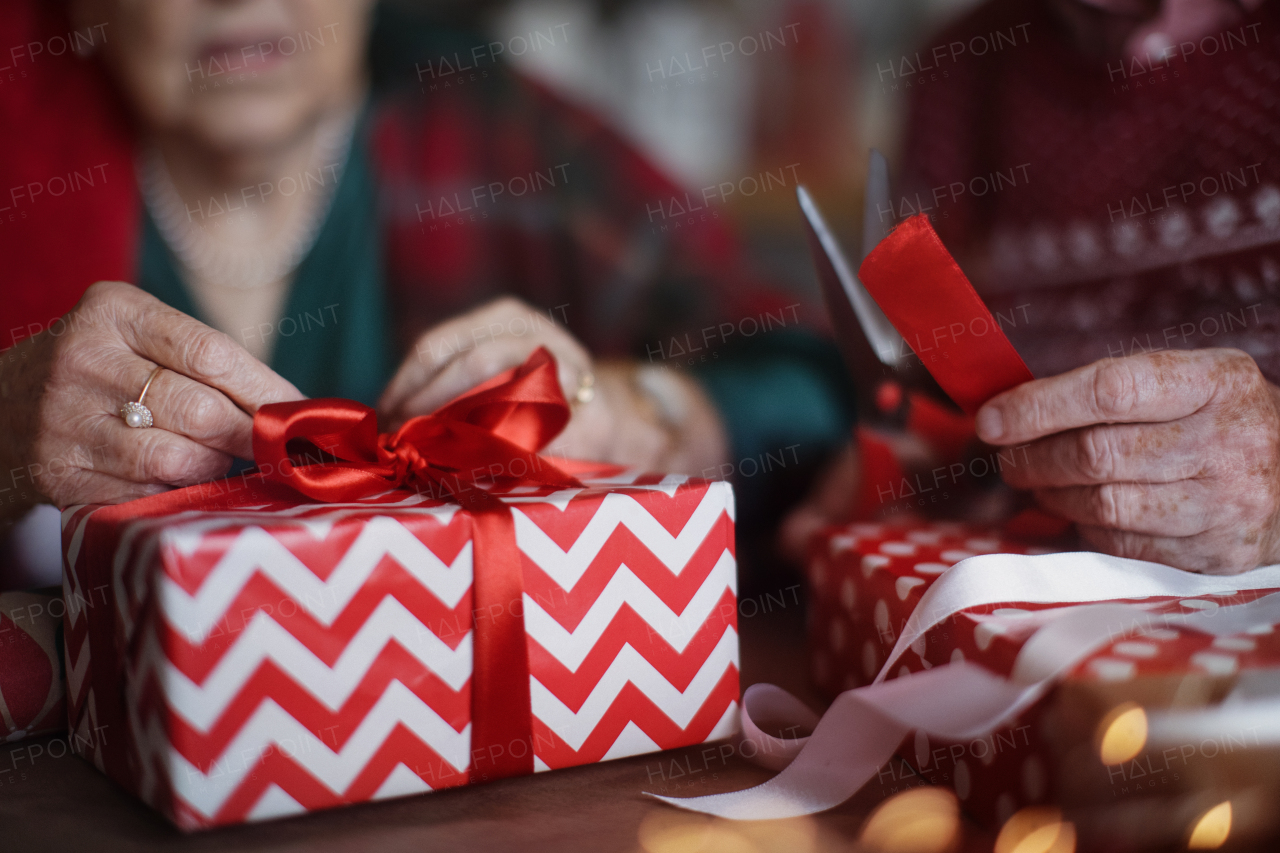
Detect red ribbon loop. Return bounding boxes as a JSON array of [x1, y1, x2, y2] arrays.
[[252, 347, 581, 502], [251, 347, 582, 783], [858, 214, 1034, 415]]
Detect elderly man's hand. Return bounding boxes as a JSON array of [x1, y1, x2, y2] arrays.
[[976, 348, 1280, 574], [0, 281, 303, 514]]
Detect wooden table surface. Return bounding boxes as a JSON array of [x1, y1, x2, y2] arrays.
[[0, 590, 1274, 853]]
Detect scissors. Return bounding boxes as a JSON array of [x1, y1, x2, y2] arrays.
[[797, 150, 954, 430]]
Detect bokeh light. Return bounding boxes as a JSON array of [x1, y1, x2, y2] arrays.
[[995, 807, 1076, 853], [638, 811, 751, 853], [637, 809, 820, 853], [1097, 702, 1148, 765], [1187, 801, 1232, 850], [859, 787, 960, 853]]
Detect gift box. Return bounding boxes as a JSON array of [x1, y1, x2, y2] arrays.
[[59, 351, 740, 830], [0, 590, 65, 742], [61, 470, 738, 829], [806, 520, 1055, 697], [806, 521, 1280, 829]]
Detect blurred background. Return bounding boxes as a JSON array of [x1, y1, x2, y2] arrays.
[[385, 0, 984, 307]]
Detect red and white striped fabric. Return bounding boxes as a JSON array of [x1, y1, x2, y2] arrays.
[[62, 470, 739, 830]]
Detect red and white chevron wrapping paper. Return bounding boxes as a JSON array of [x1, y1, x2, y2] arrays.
[[807, 521, 1280, 826], [61, 470, 739, 830], [0, 591, 65, 742]]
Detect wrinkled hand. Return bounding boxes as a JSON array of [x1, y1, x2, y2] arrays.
[[379, 297, 729, 472], [0, 281, 304, 513], [380, 297, 593, 428], [976, 348, 1280, 574]]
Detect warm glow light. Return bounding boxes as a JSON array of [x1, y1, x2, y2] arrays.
[[736, 816, 818, 853], [637, 811, 760, 853], [1188, 801, 1232, 850], [859, 787, 960, 853], [995, 807, 1076, 853], [638, 811, 712, 853], [686, 826, 758, 853], [1097, 702, 1148, 765]]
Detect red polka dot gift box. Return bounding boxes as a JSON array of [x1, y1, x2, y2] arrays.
[[806, 521, 1280, 830]]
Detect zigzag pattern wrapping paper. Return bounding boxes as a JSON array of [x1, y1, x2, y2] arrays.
[[60, 469, 739, 830]]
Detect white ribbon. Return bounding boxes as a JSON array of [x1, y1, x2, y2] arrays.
[[654, 552, 1280, 820]]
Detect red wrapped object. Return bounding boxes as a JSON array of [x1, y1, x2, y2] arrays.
[[0, 591, 65, 742], [807, 521, 1046, 697], [59, 350, 740, 829], [807, 521, 1280, 827]]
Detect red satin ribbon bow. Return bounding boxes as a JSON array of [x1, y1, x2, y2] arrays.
[[252, 346, 580, 503], [253, 347, 581, 784]]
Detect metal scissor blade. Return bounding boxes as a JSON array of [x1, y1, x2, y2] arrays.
[[852, 148, 906, 366], [797, 185, 905, 372], [862, 148, 893, 263]]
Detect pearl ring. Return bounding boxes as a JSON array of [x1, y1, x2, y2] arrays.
[[120, 366, 163, 429]]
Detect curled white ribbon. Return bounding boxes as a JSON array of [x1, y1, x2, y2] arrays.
[[654, 552, 1280, 820]]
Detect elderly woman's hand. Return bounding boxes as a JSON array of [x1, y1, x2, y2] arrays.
[[0, 281, 303, 514], [379, 297, 728, 472], [379, 297, 595, 429], [976, 348, 1280, 574]]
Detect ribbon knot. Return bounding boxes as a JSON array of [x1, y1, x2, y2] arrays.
[[252, 346, 582, 503], [378, 433, 427, 489], [250, 347, 581, 784]]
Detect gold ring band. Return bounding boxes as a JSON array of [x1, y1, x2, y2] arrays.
[[120, 366, 163, 429], [137, 366, 163, 406]]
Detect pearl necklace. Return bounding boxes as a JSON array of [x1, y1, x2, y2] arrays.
[[137, 111, 357, 291]]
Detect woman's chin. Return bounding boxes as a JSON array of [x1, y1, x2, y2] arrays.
[[182, 93, 322, 155]]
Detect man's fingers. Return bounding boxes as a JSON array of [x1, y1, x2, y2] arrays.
[[1034, 481, 1214, 537], [976, 350, 1219, 445], [1003, 422, 1200, 489], [1077, 525, 1253, 576], [106, 283, 303, 413], [1076, 526, 1198, 571]]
